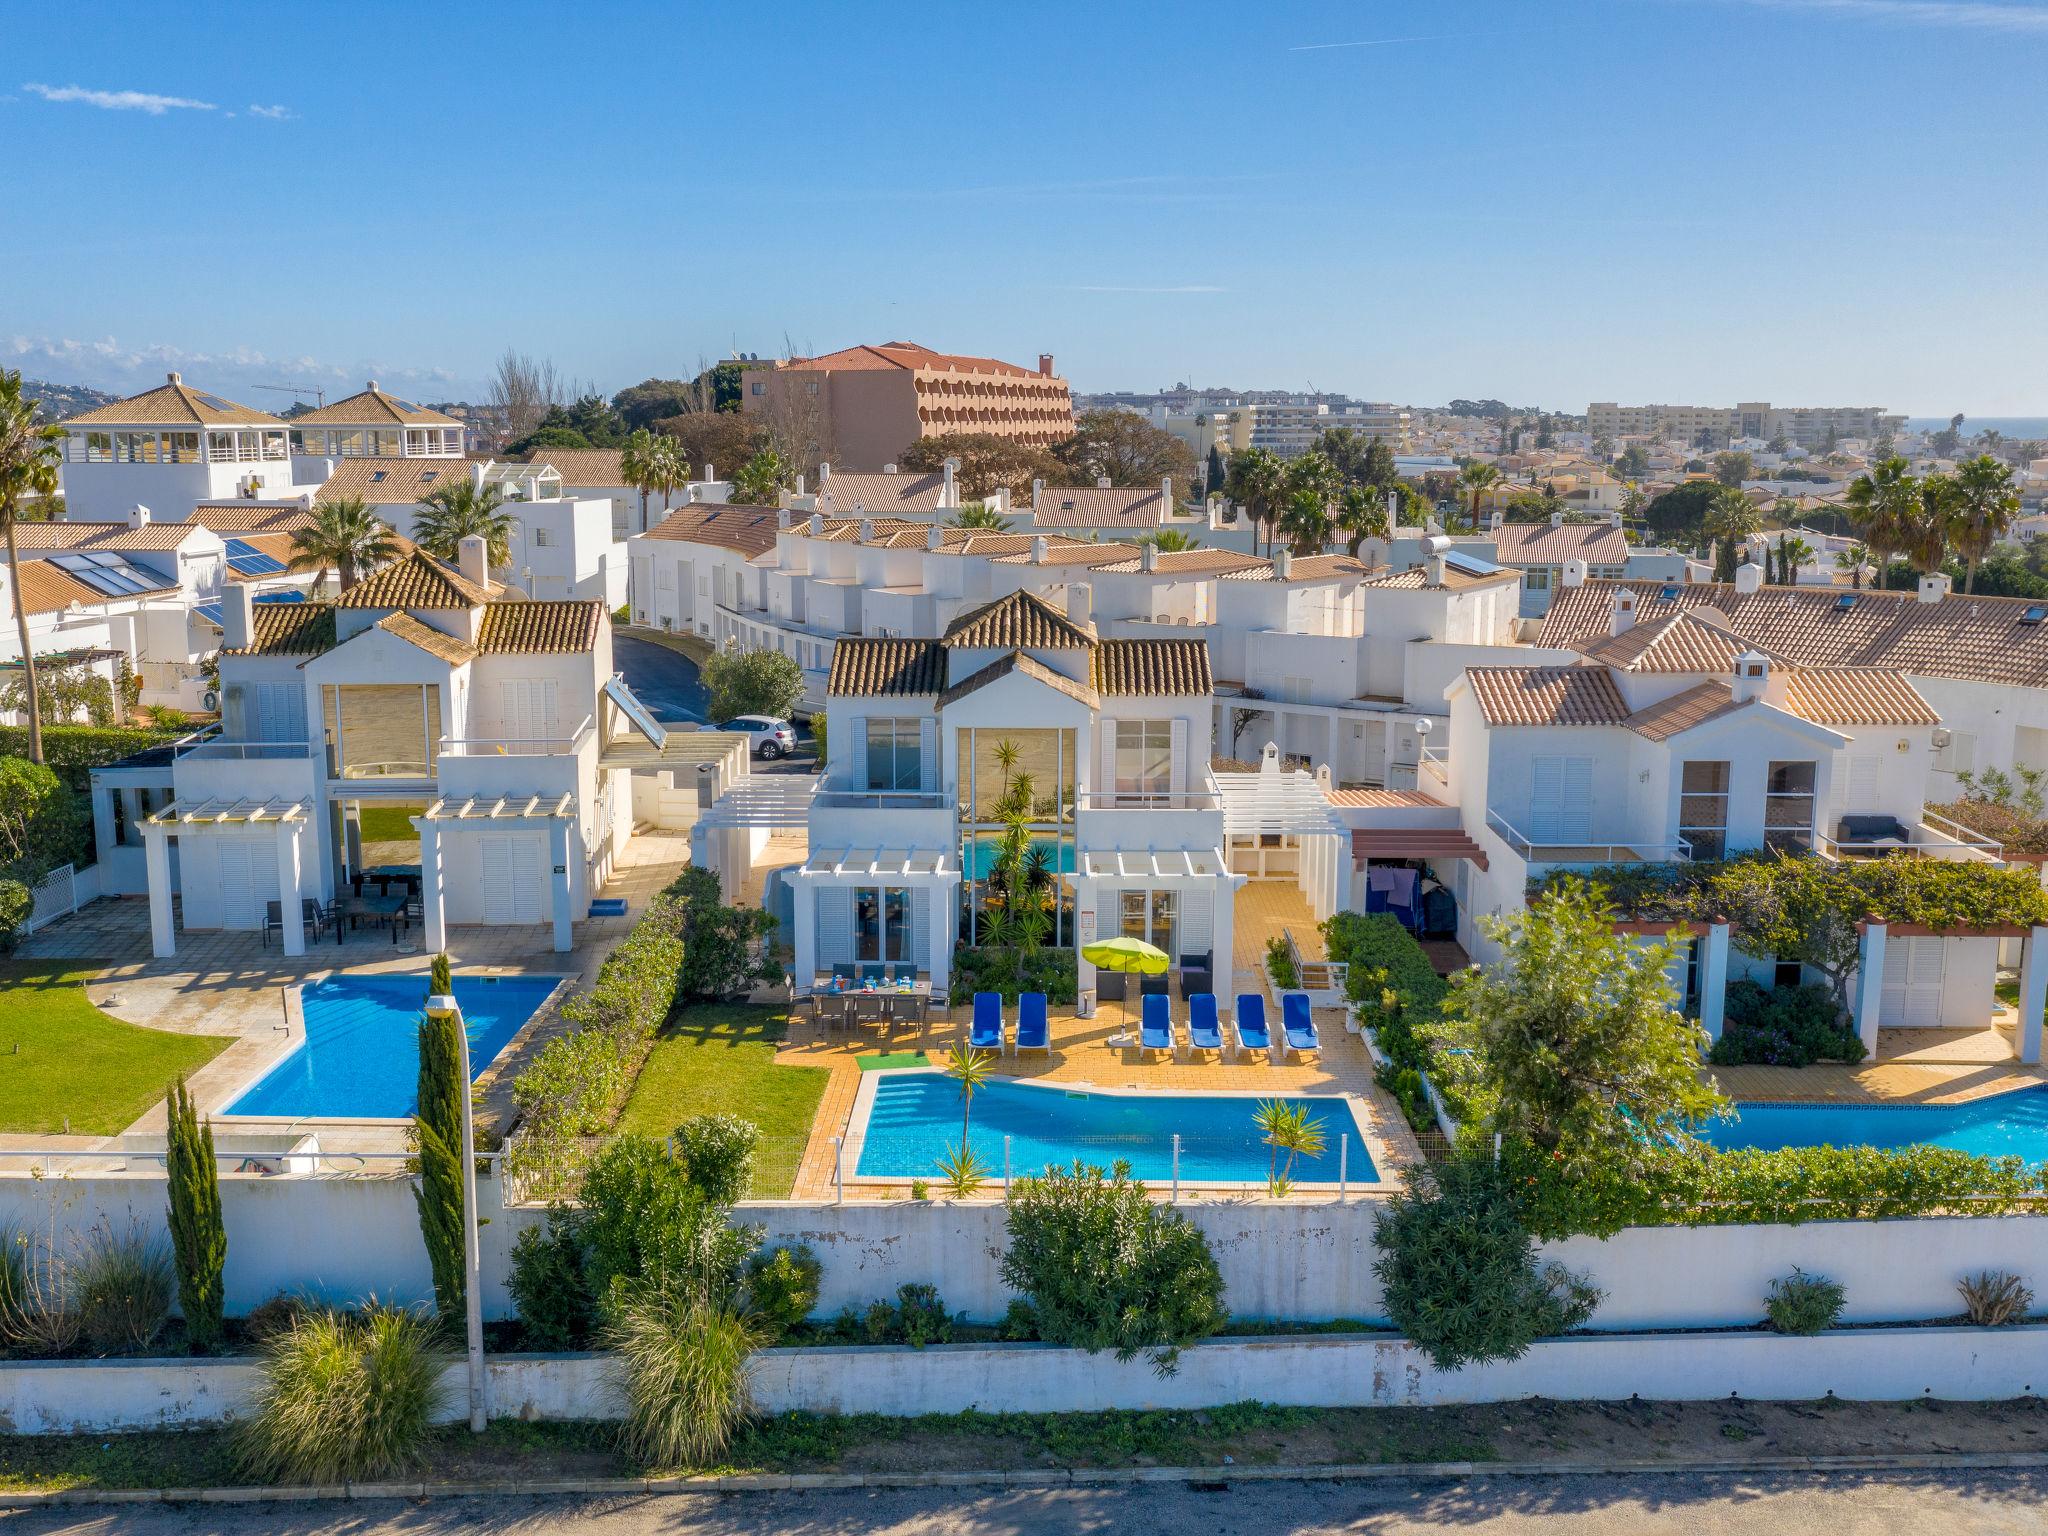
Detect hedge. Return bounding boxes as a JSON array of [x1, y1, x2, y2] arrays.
[[1321, 912, 1453, 1131], [0, 725, 185, 798]]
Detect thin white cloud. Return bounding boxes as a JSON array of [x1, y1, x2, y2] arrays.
[[22, 82, 216, 114], [1063, 284, 1228, 294], [3, 335, 467, 397], [1699, 0, 2048, 30], [248, 103, 294, 120]]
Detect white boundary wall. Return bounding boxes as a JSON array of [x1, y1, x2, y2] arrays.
[[0, 1173, 2040, 1333], [2, 1327, 2043, 1435]]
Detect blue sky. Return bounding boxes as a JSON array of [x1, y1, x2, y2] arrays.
[[6, 0, 2047, 412]]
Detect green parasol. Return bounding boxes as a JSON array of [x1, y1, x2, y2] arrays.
[[1082, 936, 1168, 1043]]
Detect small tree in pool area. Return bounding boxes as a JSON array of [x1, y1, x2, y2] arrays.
[[413, 963, 467, 1331], [938, 1045, 994, 1195]]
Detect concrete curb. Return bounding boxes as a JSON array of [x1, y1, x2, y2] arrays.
[[6, 1450, 2048, 1507]]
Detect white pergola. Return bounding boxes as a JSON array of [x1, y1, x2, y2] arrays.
[[140, 797, 312, 958], [789, 847, 962, 993], [1064, 845, 1246, 998], [414, 793, 579, 953]]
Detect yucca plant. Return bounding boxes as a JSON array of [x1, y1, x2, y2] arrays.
[[607, 1282, 768, 1470], [236, 1304, 453, 1483], [1255, 1099, 1327, 1198], [1958, 1270, 2033, 1327]]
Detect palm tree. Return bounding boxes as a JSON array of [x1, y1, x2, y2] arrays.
[[1460, 461, 1500, 533], [1844, 455, 1917, 583], [649, 434, 686, 513], [1951, 454, 2020, 593], [1835, 542, 1871, 590], [619, 427, 660, 532], [1253, 1099, 1327, 1198], [1140, 527, 1201, 553], [1223, 447, 1286, 556], [0, 372, 64, 763], [1703, 486, 1761, 580], [732, 449, 790, 507], [1773, 534, 1815, 584], [288, 496, 397, 593], [938, 1045, 995, 1196], [1902, 472, 1958, 576], [1335, 485, 1389, 558], [1277, 488, 1333, 554], [414, 478, 514, 568], [948, 502, 1010, 531], [1618, 481, 1646, 523]]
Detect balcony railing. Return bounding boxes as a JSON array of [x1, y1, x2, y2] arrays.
[[178, 741, 310, 762], [438, 716, 593, 758], [1814, 814, 2003, 864], [812, 786, 948, 811], [1419, 745, 1451, 789], [1487, 809, 1693, 866], [329, 754, 433, 781], [1076, 788, 1223, 812]]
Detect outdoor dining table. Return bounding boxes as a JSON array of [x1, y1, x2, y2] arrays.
[[809, 976, 932, 1025], [363, 863, 422, 895], [340, 891, 409, 945]]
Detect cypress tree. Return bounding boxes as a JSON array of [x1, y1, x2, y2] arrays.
[[414, 959, 466, 1329], [165, 1077, 226, 1352], [1205, 443, 1226, 495]]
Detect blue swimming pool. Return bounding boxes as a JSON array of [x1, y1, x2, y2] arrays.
[[226, 973, 559, 1119], [962, 835, 1075, 883], [1700, 1086, 2048, 1162], [855, 1073, 1377, 1184]]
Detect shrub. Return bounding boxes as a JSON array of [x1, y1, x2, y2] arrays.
[[949, 944, 1078, 1006], [672, 1113, 758, 1209], [507, 1213, 595, 1350], [1324, 912, 1453, 1126], [1000, 1161, 1227, 1375], [862, 1300, 897, 1344], [1764, 1267, 1845, 1335], [237, 1305, 452, 1483], [997, 1297, 1040, 1341], [1958, 1270, 2033, 1327], [1372, 1155, 1601, 1371], [575, 1137, 758, 1318], [165, 1078, 226, 1352], [0, 725, 182, 800], [742, 1245, 820, 1340], [240, 1292, 310, 1345], [0, 758, 79, 883], [1707, 981, 1865, 1067], [0, 880, 31, 954], [1, 1222, 81, 1356], [894, 1283, 951, 1349], [1264, 935, 1298, 989], [75, 1220, 173, 1356], [608, 1283, 769, 1470]]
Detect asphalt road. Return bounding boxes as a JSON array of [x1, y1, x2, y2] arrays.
[[613, 636, 710, 724], [10, 1472, 2047, 1536]]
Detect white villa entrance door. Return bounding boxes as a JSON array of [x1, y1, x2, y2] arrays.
[[479, 835, 545, 924], [1529, 756, 1593, 844], [216, 832, 281, 929], [1880, 935, 1947, 1027]]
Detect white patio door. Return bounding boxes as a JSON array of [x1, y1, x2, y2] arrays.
[[1528, 756, 1593, 844], [1879, 936, 1946, 1027], [479, 835, 545, 924], [216, 832, 280, 929]]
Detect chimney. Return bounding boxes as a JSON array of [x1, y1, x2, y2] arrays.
[[1066, 582, 1092, 623], [817, 462, 832, 486], [808, 512, 826, 535], [1733, 560, 1764, 595], [882, 463, 899, 476], [127, 503, 151, 529], [1549, 510, 1564, 530], [1489, 508, 1504, 532], [817, 493, 835, 519], [1033, 536, 1049, 564], [859, 518, 874, 543], [1608, 508, 1624, 527], [222, 582, 254, 652], [1160, 475, 1173, 511], [1038, 353, 1054, 377], [457, 534, 490, 588], [1274, 549, 1293, 580], [1730, 650, 1770, 705], [1562, 558, 1588, 588], [1096, 475, 1112, 490], [942, 456, 958, 504], [1141, 542, 1159, 573], [1031, 477, 1045, 511], [702, 463, 715, 482], [1917, 572, 1952, 605], [794, 474, 805, 497], [776, 507, 792, 530], [1609, 587, 1637, 637], [167, 371, 182, 385], [927, 525, 944, 551]]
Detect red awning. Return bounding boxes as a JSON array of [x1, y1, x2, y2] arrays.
[[1351, 828, 1489, 870]]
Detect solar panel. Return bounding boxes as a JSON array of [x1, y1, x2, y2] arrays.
[[1443, 550, 1501, 576], [255, 590, 307, 604], [1659, 584, 1681, 600], [224, 538, 287, 575], [193, 393, 236, 411], [1835, 593, 1857, 611], [194, 602, 224, 627], [50, 551, 159, 597], [394, 399, 421, 414]]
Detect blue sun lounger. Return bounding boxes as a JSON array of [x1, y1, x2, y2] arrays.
[[970, 991, 1005, 1054], [1140, 992, 1176, 1058], [1186, 992, 1222, 1057], [1231, 993, 1273, 1061], [1015, 991, 1050, 1055], [1282, 991, 1319, 1058]]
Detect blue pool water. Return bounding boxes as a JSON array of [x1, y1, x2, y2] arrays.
[[855, 1073, 1377, 1184], [1700, 1087, 2048, 1162], [962, 835, 1075, 883], [226, 973, 558, 1119]]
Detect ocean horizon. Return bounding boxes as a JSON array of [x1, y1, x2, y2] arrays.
[[1905, 416, 2048, 439]]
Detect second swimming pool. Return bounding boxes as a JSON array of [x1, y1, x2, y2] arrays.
[[854, 1072, 1378, 1184], [1700, 1085, 2048, 1162]]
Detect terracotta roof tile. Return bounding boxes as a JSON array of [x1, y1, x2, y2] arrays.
[[1575, 611, 1749, 673], [812, 472, 949, 514], [1465, 665, 1630, 726], [1783, 668, 1939, 726], [826, 638, 946, 697], [60, 377, 282, 428], [1092, 548, 1270, 578], [1091, 638, 1212, 696], [317, 457, 463, 504], [8, 563, 113, 615], [517, 447, 625, 485], [185, 503, 318, 533], [1223, 554, 1375, 582], [990, 542, 1145, 568], [1357, 562, 1522, 592], [221, 602, 336, 657], [294, 386, 460, 427], [1492, 521, 1629, 565], [643, 503, 783, 556], [476, 601, 604, 654], [1625, 680, 1743, 741], [376, 611, 476, 665], [937, 650, 1100, 711], [1027, 485, 1169, 527], [780, 342, 1053, 380], [335, 551, 489, 609], [942, 589, 1095, 648]]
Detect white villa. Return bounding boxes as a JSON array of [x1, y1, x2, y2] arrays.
[[56, 374, 313, 519]]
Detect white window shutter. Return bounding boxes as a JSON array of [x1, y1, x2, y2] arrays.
[[1170, 718, 1188, 794], [919, 718, 937, 793]]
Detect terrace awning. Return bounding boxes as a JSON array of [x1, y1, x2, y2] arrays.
[[797, 847, 955, 879], [145, 797, 308, 827], [1073, 848, 1231, 880], [419, 793, 576, 824], [1351, 827, 1489, 870]]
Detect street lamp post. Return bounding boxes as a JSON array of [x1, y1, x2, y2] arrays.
[[425, 990, 486, 1433]]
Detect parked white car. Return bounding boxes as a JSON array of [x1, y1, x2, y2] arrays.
[[722, 714, 799, 759]]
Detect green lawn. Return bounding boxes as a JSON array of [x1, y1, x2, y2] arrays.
[[356, 805, 422, 844], [615, 1005, 828, 1198], [0, 962, 230, 1134]]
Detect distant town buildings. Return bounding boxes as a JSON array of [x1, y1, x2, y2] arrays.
[[738, 341, 1075, 472], [1587, 401, 1905, 450], [1078, 387, 1411, 461]]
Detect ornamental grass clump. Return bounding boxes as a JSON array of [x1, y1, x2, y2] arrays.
[[1763, 1267, 1846, 1336], [74, 1219, 173, 1356], [606, 1284, 768, 1471], [237, 1304, 453, 1484]]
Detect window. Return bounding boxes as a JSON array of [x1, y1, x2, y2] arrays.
[[1678, 760, 1729, 860], [533, 527, 553, 548], [116, 431, 158, 463], [163, 431, 199, 463], [865, 718, 922, 792], [1765, 760, 1816, 852], [750, 382, 765, 396], [1523, 568, 1552, 591], [1773, 959, 1805, 989], [855, 886, 910, 962], [1114, 719, 1172, 796], [1119, 888, 1178, 959]]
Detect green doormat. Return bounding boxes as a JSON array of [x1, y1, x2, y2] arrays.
[[856, 1051, 928, 1071]]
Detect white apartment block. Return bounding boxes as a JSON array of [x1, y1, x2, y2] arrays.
[[1249, 400, 1412, 457], [1587, 401, 1905, 450]]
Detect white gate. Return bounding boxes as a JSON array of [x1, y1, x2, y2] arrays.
[[23, 865, 77, 934]]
